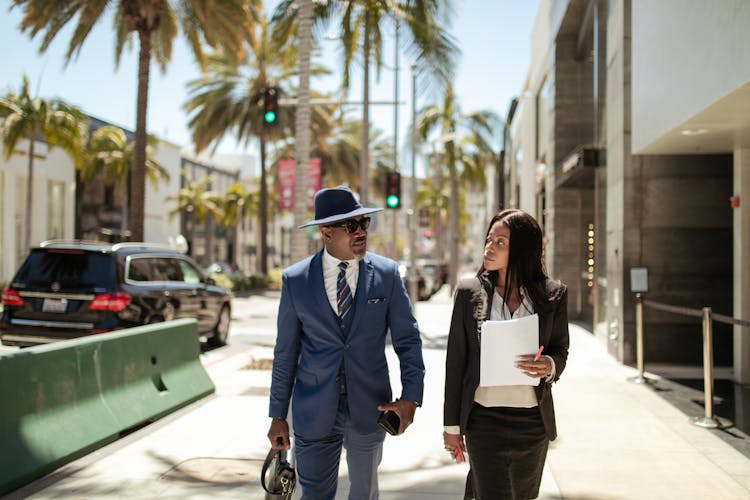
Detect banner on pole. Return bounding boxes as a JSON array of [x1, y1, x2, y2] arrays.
[[277, 158, 322, 211]]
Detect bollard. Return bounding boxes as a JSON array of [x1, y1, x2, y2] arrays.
[[628, 293, 649, 384], [690, 307, 731, 428]]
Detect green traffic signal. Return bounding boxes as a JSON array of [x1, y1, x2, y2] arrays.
[[385, 172, 401, 209], [263, 87, 279, 125]]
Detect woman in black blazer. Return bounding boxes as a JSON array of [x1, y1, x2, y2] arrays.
[[443, 209, 569, 499]]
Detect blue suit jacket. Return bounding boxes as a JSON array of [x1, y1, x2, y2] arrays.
[[269, 251, 425, 439]]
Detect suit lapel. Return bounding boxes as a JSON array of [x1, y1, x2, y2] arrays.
[[347, 256, 373, 337], [308, 251, 342, 333]]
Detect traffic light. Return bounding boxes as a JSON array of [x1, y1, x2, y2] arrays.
[[385, 172, 401, 209], [263, 87, 279, 125]]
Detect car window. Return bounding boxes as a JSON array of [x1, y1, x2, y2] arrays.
[[127, 257, 183, 282], [127, 257, 155, 282], [178, 260, 203, 285], [157, 258, 183, 282], [14, 249, 116, 289]]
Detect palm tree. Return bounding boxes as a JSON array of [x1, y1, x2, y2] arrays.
[[416, 84, 499, 289], [272, 0, 459, 205], [0, 75, 87, 249], [82, 125, 170, 239], [183, 12, 334, 274], [12, 0, 257, 242], [167, 172, 222, 261]]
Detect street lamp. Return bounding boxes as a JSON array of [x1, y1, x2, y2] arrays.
[[408, 63, 418, 305]]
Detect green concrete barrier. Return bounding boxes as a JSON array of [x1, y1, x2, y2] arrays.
[[0, 318, 215, 495]]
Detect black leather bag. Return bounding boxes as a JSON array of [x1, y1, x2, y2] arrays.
[[261, 447, 296, 499]]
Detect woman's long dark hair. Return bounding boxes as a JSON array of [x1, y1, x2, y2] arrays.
[[476, 209, 549, 310]]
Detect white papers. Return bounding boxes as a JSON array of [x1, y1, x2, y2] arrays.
[[480, 314, 539, 386]]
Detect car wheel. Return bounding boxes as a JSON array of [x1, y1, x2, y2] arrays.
[[208, 304, 230, 347]]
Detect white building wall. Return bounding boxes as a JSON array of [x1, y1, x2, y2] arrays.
[[0, 140, 77, 283], [631, 0, 750, 151], [144, 140, 182, 245]]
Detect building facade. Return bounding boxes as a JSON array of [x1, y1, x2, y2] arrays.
[[506, 0, 750, 384], [0, 117, 257, 284]]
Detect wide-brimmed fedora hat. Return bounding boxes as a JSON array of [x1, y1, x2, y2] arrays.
[[298, 185, 383, 228]]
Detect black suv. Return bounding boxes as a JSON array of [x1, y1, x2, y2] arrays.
[[1, 241, 232, 347]]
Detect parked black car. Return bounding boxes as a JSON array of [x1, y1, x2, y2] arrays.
[[0, 241, 232, 347]]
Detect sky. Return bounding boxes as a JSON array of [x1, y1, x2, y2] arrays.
[[0, 1, 540, 173]]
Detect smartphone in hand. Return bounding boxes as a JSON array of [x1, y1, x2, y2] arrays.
[[377, 410, 401, 435], [453, 443, 465, 463]]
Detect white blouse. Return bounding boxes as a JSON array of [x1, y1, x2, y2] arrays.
[[473, 290, 539, 408]]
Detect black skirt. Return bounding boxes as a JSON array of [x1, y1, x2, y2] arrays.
[[464, 403, 549, 500]]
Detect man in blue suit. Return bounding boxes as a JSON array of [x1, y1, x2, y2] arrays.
[[267, 186, 425, 499]]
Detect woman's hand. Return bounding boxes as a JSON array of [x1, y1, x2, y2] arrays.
[[516, 353, 552, 379], [443, 431, 465, 462]]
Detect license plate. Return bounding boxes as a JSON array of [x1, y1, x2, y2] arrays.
[[42, 298, 68, 313]]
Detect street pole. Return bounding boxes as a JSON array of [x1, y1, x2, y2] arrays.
[[291, 0, 313, 263], [408, 64, 418, 305], [391, 22, 399, 259], [360, 12, 371, 206]]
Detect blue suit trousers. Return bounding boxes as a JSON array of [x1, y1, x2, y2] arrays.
[[294, 394, 385, 500]]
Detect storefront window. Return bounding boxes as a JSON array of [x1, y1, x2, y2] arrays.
[[47, 180, 65, 240], [536, 74, 552, 162]]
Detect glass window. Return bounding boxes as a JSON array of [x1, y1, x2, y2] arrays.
[[127, 257, 154, 282], [153, 258, 183, 282], [15, 250, 116, 289], [47, 180, 65, 240], [127, 257, 182, 282], [178, 260, 202, 284], [536, 74, 552, 162]]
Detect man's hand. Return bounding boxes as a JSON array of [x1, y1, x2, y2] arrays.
[[377, 400, 418, 435], [267, 417, 290, 450]]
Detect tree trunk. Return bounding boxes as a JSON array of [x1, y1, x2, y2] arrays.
[[291, 0, 313, 263], [447, 145, 459, 291], [120, 169, 130, 240], [259, 136, 268, 274], [189, 211, 197, 257], [130, 29, 152, 242], [24, 130, 36, 250]]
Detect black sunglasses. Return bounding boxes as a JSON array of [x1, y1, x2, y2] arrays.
[[326, 217, 371, 234]]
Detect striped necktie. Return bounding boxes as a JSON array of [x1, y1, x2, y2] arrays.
[[337, 262, 353, 319]]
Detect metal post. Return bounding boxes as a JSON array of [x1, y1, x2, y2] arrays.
[[407, 64, 418, 306], [628, 293, 649, 384], [390, 22, 399, 259], [360, 11, 371, 206], [690, 307, 731, 428]]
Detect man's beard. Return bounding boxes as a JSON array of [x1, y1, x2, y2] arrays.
[[353, 236, 367, 259]]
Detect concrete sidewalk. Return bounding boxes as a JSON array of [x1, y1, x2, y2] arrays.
[[10, 287, 750, 499]]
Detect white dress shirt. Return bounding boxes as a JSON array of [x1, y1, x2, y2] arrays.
[[322, 248, 359, 315]]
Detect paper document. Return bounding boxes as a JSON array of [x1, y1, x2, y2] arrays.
[[480, 314, 539, 386]]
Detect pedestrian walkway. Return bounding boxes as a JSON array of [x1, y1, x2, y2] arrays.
[[9, 286, 750, 499]]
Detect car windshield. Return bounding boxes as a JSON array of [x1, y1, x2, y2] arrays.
[[14, 249, 116, 289]]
